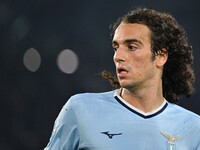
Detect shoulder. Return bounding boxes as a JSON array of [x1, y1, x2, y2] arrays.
[[70, 90, 115, 101], [63, 90, 115, 109], [167, 102, 200, 124]]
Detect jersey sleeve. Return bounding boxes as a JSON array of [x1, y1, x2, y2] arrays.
[[195, 121, 200, 150], [196, 132, 200, 150], [44, 98, 79, 150]]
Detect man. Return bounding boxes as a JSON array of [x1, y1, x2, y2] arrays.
[[44, 8, 200, 150]]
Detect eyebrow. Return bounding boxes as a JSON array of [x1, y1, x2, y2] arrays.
[[112, 39, 143, 46]]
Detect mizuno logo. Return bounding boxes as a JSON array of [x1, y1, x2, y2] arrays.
[[101, 131, 122, 139]]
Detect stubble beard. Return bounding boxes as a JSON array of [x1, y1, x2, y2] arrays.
[[118, 65, 155, 92]]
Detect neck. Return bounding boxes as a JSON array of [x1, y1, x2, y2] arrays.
[[121, 80, 164, 113]]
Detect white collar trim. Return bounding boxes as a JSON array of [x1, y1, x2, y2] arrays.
[[114, 89, 167, 116]]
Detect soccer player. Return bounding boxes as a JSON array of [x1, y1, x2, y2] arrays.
[[44, 8, 200, 150]]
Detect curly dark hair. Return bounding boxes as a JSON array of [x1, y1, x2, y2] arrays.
[[102, 8, 195, 104]]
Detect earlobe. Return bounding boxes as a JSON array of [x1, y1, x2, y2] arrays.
[[156, 48, 168, 67]]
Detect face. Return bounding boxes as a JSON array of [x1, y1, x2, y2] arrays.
[[113, 23, 158, 90]]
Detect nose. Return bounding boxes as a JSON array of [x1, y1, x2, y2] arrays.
[[113, 47, 126, 63]]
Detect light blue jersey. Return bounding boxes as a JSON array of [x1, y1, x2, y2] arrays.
[[44, 89, 200, 150]]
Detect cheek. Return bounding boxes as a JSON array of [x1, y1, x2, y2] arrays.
[[135, 52, 152, 67], [129, 56, 145, 69], [129, 56, 152, 76]]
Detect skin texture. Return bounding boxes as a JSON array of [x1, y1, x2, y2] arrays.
[[112, 23, 168, 113]]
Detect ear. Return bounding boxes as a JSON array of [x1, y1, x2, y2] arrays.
[[156, 48, 168, 68]]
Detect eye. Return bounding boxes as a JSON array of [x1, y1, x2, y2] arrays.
[[113, 46, 119, 52], [128, 45, 137, 50]]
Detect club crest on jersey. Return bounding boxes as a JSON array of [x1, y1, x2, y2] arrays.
[[161, 132, 182, 150]]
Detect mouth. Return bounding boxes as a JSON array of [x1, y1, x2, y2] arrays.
[[117, 66, 128, 75]]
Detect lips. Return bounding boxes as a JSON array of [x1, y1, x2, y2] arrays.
[[117, 66, 128, 77]]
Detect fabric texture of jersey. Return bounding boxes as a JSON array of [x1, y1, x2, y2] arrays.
[[44, 90, 200, 150]]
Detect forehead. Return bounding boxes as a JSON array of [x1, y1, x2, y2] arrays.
[[113, 23, 151, 43]]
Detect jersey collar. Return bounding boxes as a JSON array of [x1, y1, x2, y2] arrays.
[[114, 89, 168, 119]]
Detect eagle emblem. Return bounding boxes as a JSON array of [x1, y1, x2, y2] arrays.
[[161, 132, 182, 150]]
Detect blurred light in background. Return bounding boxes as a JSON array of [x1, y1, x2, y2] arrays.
[[10, 15, 30, 42], [23, 48, 41, 72], [57, 49, 79, 74]]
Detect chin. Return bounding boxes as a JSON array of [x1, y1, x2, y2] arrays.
[[119, 80, 138, 89], [119, 82, 131, 88]]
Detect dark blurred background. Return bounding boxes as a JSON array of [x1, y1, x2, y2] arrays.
[[1, 0, 199, 149]]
